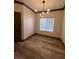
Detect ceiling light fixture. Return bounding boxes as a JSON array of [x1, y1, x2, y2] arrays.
[[35, 9, 37, 12], [47, 12, 49, 14], [40, 0, 50, 17], [47, 9, 50, 12], [35, 0, 50, 17]]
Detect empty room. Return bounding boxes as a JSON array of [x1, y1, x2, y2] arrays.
[[14, 0, 65, 59]]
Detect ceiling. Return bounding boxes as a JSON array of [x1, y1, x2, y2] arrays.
[[15, 0, 65, 12]]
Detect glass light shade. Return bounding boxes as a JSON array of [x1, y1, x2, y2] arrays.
[[42, 12, 45, 14], [47, 12, 49, 14], [35, 9, 37, 12], [47, 9, 50, 12]]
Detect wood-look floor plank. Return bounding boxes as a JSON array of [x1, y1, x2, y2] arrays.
[[14, 34, 65, 59]]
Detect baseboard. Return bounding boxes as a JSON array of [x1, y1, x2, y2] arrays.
[[60, 38, 65, 45], [20, 33, 36, 42], [35, 33, 65, 45], [34, 33, 61, 39], [19, 33, 65, 45]]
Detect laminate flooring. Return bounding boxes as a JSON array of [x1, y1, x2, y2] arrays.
[[14, 34, 65, 59]]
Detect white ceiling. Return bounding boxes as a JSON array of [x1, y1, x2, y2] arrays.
[[15, 0, 65, 12]]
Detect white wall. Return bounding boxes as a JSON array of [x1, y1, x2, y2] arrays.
[[14, 3, 35, 40], [35, 11, 64, 38], [23, 6, 35, 40]]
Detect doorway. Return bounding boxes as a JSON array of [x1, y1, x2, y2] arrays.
[[14, 12, 21, 42]]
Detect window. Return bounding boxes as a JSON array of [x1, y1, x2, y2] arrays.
[[40, 17, 54, 32]]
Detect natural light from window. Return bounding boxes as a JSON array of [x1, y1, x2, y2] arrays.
[[40, 17, 54, 32]]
